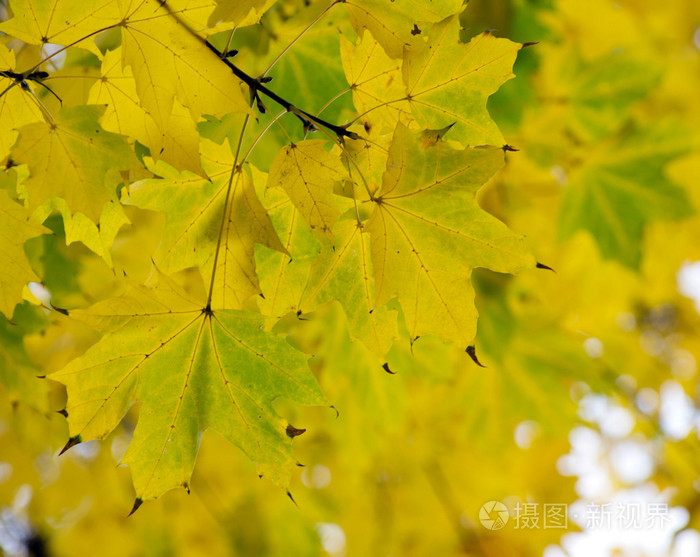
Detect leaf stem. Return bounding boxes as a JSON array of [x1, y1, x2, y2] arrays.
[[206, 108, 254, 307]]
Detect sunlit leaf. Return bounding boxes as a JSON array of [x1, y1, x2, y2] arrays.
[[51, 274, 325, 501]]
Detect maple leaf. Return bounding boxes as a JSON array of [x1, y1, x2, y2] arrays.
[[403, 16, 523, 146], [88, 48, 205, 177], [119, 0, 253, 130], [340, 31, 409, 133], [31, 198, 130, 268], [559, 122, 692, 268], [126, 140, 285, 309], [267, 140, 351, 238], [51, 274, 325, 502], [255, 175, 322, 319], [0, 0, 121, 54], [536, 46, 662, 142], [343, 0, 463, 59], [300, 218, 398, 360], [11, 105, 142, 223], [0, 189, 49, 318], [0, 313, 49, 409], [367, 124, 534, 346]]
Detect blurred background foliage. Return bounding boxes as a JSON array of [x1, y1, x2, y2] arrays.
[[1, 0, 700, 555]]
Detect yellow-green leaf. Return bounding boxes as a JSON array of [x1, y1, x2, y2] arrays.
[[12, 105, 142, 223], [127, 141, 285, 309], [300, 217, 398, 359], [51, 274, 325, 501], [0, 44, 45, 160], [559, 122, 693, 268], [121, 0, 252, 130], [0, 0, 121, 52], [88, 48, 205, 176], [209, 0, 278, 28], [367, 124, 534, 346], [343, 0, 463, 59], [340, 31, 409, 134], [404, 17, 522, 146], [267, 140, 350, 238], [0, 189, 49, 317]]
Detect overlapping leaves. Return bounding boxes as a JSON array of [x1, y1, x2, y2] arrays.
[[0, 0, 536, 504]]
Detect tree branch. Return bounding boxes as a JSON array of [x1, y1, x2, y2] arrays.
[[160, 1, 360, 141]]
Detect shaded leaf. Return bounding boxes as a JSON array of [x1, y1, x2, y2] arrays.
[[0, 44, 45, 160], [559, 122, 693, 268], [0, 189, 50, 317], [12, 105, 142, 223]]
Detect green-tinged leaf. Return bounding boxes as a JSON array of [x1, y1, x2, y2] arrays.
[[12, 105, 142, 223], [0, 309, 49, 410], [0, 189, 50, 317], [88, 48, 205, 176], [51, 274, 325, 501], [466, 287, 595, 443], [267, 140, 350, 237], [404, 17, 522, 146], [537, 46, 663, 141], [343, 0, 463, 59], [300, 218, 398, 358], [559, 122, 693, 268], [127, 141, 284, 309], [367, 124, 534, 346]]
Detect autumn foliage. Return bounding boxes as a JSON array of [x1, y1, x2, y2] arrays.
[[1, 0, 699, 555]]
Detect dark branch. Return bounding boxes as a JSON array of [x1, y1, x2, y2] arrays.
[[157, 0, 360, 141], [202, 41, 359, 141]]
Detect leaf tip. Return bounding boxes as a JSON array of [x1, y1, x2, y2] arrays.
[[466, 346, 486, 368], [59, 435, 82, 456], [56, 408, 68, 417], [382, 362, 396, 374], [330, 405, 340, 419], [502, 144, 519, 152], [536, 261, 556, 273], [182, 482, 190, 494], [50, 303, 69, 316], [521, 41, 539, 49], [286, 424, 306, 438], [286, 490, 299, 507], [128, 498, 143, 517]]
